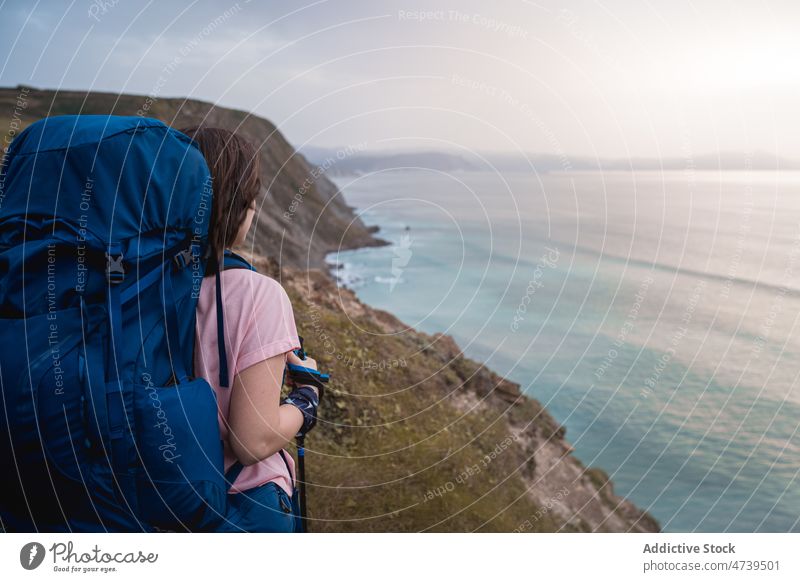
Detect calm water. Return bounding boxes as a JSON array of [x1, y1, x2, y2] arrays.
[[327, 169, 800, 533]]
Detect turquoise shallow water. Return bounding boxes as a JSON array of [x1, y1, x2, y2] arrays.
[[327, 169, 800, 532]]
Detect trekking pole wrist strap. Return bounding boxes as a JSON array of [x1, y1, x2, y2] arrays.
[[282, 385, 320, 436]]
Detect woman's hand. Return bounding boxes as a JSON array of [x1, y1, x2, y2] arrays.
[[286, 351, 319, 397], [287, 351, 317, 371]]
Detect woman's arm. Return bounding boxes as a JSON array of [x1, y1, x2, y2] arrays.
[[226, 353, 304, 466]]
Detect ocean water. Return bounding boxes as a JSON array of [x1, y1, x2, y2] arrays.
[[326, 169, 800, 533]]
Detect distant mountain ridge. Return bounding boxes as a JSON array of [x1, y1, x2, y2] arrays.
[[302, 145, 800, 175], [300, 146, 484, 174]]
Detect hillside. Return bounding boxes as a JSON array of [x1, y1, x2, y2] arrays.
[[0, 85, 384, 268], [0, 85, 659, 532]]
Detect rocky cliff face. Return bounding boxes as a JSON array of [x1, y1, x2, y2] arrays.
[[1, 86, 658, 532]]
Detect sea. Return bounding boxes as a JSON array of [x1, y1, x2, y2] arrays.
[[325, 169, 800, 533]]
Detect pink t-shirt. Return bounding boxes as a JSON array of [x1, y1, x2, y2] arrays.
[[194, 268, 300, 496]]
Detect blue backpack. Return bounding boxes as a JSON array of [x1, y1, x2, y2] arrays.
[[0, 115, 235, 531]]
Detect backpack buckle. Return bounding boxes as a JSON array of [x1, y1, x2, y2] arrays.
[[105, 252, 125, 284], [173, 247, 195, 269]]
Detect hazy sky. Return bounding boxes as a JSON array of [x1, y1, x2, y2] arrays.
[[2, 0, 799, 159]]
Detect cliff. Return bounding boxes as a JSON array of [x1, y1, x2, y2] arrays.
[[0, 85, 659, 532], [0, 85, 384, 269]]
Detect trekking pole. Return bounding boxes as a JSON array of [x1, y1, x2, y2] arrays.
[[296, 434, 308, 532], [287, 336, 329, 533]]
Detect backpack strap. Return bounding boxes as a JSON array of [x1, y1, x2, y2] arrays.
[[105, 243, 127, 447], [215, 250, 256, 388], [222, 249, 257, 271], [278, 449, 296, 488], [163, 265, 190, 384], [105, 242, 141, 517], [224, 461, 245, 490], [120, 240, 199, 305], [215, 265, 229, 388]]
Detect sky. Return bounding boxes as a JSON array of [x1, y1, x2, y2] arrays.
[[1, 0, 799, 160]]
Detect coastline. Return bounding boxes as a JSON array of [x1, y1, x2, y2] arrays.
[[307, 185, 661, 532]]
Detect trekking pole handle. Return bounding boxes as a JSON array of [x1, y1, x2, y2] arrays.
[[287, 336, 330, 390]]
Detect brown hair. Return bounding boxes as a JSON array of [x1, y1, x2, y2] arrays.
[[180, 127, 261, 265]]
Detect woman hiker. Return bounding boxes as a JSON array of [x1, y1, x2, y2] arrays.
[[183, 127, 323, 532]]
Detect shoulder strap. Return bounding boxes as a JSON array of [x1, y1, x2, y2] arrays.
[[214, 250, 257, 388], [222, 249, 256, 271], [215, 266, 229, 388], [224, 461, 245, 490], [278, 449, 296, 488]]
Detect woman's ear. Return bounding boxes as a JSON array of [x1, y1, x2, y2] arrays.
[[234, 203, 257, 246]]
